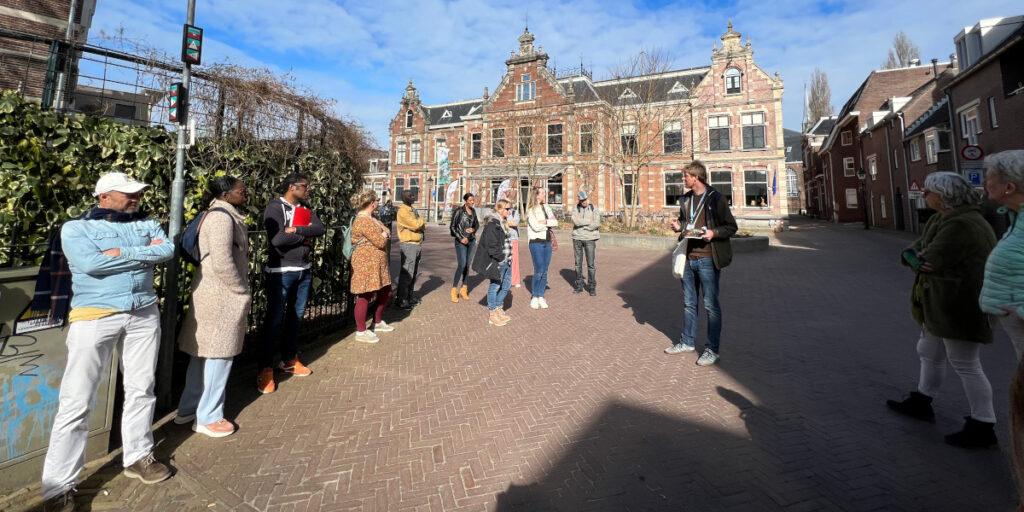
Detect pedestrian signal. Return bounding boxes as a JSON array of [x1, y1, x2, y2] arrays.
[[181, 24, 203, 65], [169, 82, 187, 124]]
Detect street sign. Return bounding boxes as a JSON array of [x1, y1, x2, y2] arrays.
[[181, 24, 203, 65], [967, 170, 983, 186], [961, 144, 983, 161], [909, 180, 921, 192]]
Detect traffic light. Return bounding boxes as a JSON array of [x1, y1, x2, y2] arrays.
[[181, 24, 203, 65], [169, 82, 187, 124]]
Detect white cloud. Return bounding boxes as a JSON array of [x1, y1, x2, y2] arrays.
[[88, 0, 1022, 147]]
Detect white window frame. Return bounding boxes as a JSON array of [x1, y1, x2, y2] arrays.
[[867, 155, 877, 181], [841, 131, 852, 146], [516, 73, 535, 101], [709, 170, 733, 206], [958, 102, 981, 146], [518, 126, 533, 156], [708, 115, 730, 151], [786, 168, 799, 198], [620, 123, 638, 155], [846, 188, 858, 208], [491, 128, 505, 157], [742, 169, 769, 208], [843, 157, 855, 177], [924, 130, 938, 164], [547, 123, 563, 156], [663, 120, 683, 153], [410, 140, 421, 164], [663, 171, 686, 207], [909, 139, 921, 162], [579, 123, 594, 154], [395, 141, 407, 164], [405, 110, 413, 128], [470, 132, 481, 159], [989, 97, 998, 128], [740, 112, 766, 149], [724, 67, 742, 94]]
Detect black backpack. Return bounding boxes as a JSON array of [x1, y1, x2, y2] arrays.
[[180, 207, 228, 265]]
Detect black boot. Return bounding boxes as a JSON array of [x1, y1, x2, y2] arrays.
[[945, 416, 997, 448], [886, 391, 935, 422], [573, 281, 584, 294], [587, 283, 596, 296]]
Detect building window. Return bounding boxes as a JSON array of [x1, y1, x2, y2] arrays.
[[113, 104, 136, 122], [867, 155, 877, 180], [396, 141, 406, 164], [664, 172, 686, 206], [664, 120, 682, 153], [620, 123, 637, 155], [909, 139, 921, 162], [434, 139, 447, 162], [989, 97, 998, 128], [516, 73, 535, 101], [725, 67, 741, 94], [373, 182, 383, 195], [579, 123, 594, 154], [925, 130, 939, 164], [708, 115, 730, 151], [741, 112, 766, 149], [409, 178, 420, 201], [710, 170, 733, 206], [841, 131, 852, 146], [548, 174, 563, 204], [846, 188, 858, 208], [491, 128, 505, 157], [959, 105, 980, 146], [744, 170, 769, 208], [547, 123, 563, 155], [623, 173, 634, 206], [405, 110, 413, 128], [843, 157, 855, 177], [518, 126, 533, 156], [395, 177, 405, 200], [411, 140, 421, 163], [786, 168, 799, 198], [471, 133, 481, 159]]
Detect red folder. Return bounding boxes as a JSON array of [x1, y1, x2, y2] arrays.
[[291, 206, 312, 227]]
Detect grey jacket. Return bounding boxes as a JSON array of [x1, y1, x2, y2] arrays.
[[571, 203, 601, 241]]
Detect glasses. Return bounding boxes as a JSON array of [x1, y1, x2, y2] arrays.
[[293, 183, 311, 190]]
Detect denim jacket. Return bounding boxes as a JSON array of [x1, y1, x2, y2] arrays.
[[61, 217, 174, 311]]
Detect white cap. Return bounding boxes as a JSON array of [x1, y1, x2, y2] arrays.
[[93, 172, 149, 197]]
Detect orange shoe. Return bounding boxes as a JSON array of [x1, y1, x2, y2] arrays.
[[460, 285, 470, 300], [277, 357, 312, 377], [257, 367, 275, 394]]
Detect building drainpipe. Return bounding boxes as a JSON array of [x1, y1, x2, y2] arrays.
[[945, 89, 960, 174], [826, 150, 836, 222], [52, 0, 78, 111], [883, 119, 897, 228]]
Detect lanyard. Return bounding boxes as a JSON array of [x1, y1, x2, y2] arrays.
[[688, 192, 708, 221]]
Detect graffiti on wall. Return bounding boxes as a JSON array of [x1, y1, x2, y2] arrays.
[[0, 326, 62, 463]]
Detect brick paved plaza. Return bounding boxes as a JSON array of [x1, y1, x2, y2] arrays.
[[12, 219, 1021, 511]]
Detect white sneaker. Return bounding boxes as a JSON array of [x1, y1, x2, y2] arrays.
[[355, 330, 380, 343], [538, 297, 549, 309], [374, 321, 395, 333], [530, 297, 540, 309]]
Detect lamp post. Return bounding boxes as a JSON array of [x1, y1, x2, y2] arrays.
[[857, 167, 870, 230], [427, 176, 434, 222]]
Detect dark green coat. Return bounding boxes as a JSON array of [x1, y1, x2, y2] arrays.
[[904, 205, 996, 343]]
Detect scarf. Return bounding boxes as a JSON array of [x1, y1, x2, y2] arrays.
[[29, 207, 150, 321]]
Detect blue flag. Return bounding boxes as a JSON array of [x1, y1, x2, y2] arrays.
[[772, 172, 777, 196]]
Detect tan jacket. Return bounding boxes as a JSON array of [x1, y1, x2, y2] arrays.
[[396, 204, 425, 244], [178, 200, 251, 358]]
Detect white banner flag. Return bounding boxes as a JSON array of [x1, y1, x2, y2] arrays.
[[496, 179, 511, 202]]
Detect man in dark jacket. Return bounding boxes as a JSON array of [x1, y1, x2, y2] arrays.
[[665, 160, 738, 366], [258, 172, 326, 394]]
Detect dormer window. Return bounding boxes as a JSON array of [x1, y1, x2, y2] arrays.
[[516, 73, 535, 101], [668, 81, 688, 94], [619, 88, 638, 100], [440, 109, 452, 121], [725, 67, 742, 94], [405, 109, 413, 128]]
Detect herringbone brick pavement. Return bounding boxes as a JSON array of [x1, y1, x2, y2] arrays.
[[13, 219, 1021, 511]]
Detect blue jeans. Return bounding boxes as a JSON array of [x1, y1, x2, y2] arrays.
[[680, 257, 722, 353], [529, 241, 552, 298], [261, 270, 311, 369], [177, 355, 233, 425], [453, 239, 477, 287], [487, 262, 511, 310]]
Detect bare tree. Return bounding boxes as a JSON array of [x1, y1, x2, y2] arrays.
[[597, 48, 686, 230], [881, 31, 921, 70], [806, 68, 834, 130]]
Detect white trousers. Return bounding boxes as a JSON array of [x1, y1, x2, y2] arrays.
[[916, 329, 996, 423], [41, 304, 160, 499], [998, 315, 1024, 361]]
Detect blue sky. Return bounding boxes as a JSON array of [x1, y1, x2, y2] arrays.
[[89, 0, 1020, 148]]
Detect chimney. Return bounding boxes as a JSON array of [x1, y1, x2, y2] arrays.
[[950, 53, 959, 72], [483, 87, 489, 100], [910, 58, 921, 67], [931, 58, 939, 77]]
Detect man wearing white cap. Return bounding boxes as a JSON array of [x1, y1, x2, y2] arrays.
[[41, 172, 174, 512]]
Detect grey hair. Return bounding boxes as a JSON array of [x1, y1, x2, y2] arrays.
[[985, 150, 1024, 191], [923, 171, 982, 209]]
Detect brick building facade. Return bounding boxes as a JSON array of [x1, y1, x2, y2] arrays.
[[382, 23, 788, 217], [0, 0, 96, 104]]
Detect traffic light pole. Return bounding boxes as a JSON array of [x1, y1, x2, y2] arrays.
[[158, 0, 196, 410]]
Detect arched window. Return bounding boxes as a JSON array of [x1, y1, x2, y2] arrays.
[[405, 110, 413, 128], [724, 67, 741, 94], [786, 168, 799, 197]]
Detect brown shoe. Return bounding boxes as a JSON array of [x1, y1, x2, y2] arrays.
[[460, 285, 470, 300], [257, 367, 276, 394], [488, 309, 508, 326], [450, 287, 459, 303], [43, 489, 77, 512], [497, 309, 510, 322], [123, 453, 171, 484]]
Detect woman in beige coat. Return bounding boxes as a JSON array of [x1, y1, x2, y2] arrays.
[[175, 176, 251, 438]]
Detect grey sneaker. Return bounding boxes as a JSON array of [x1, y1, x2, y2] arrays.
[[664, 343, 695, 355], [373, 321, 395, 333], [123, 453, 171, 484], [355, 330, 380, 343], [43, 489, 77, 512], [696, 348, 719, 366], [172, 412, 196, 425]]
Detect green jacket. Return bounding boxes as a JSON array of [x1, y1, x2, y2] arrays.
[[677, 187, 738, 270], [904, 205, 996, 343]]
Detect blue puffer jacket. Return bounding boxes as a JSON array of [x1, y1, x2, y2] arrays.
[[980, 208, 1024, 318], [62, 217, 174, 311]]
